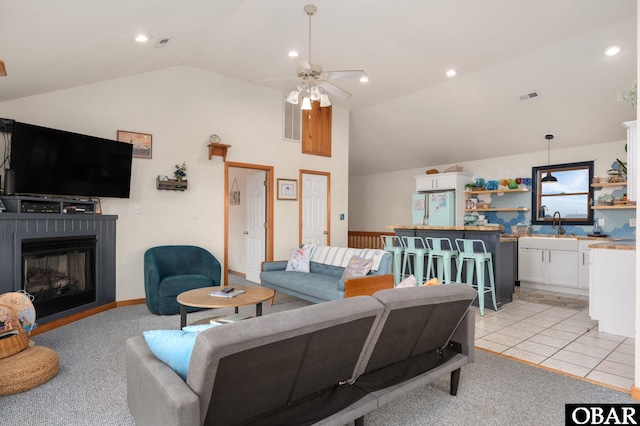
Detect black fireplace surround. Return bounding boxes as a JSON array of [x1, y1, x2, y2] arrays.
[[0, 211, 117, 325]]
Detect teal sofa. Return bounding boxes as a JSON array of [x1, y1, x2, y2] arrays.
[[144, 245, 221, 315], [260, 245, 394, 303]]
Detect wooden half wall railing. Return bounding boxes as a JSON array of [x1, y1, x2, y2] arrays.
[[347, 231, 394, 250]]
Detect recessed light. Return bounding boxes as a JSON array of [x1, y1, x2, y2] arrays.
[[288, 51, 299, 57], [446, 69, 457, 77], [603, 44, 621, 56], [135, 34, 150, 43], [360, 76, 369, 83]]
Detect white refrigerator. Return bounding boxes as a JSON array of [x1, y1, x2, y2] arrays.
[[412, 192, 456, 226]]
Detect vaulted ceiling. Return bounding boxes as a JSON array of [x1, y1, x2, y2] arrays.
[[0, 1, 636, 176]]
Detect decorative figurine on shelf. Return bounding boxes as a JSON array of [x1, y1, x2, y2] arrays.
[[174, 162, 187, 182]]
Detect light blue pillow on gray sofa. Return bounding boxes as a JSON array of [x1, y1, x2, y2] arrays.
[[143, 324, 220, 380]]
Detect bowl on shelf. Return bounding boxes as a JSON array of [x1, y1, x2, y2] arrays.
[[597, 194, 614, 205]]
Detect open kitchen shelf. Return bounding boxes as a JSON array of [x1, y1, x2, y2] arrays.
[[591, 205, 635, 210], [591, 182, 627, 188], [465, 208, 530, 212], [465, 188, 530, 195]]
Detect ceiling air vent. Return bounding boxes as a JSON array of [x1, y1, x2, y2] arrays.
[[519, 91, 539, 101], [154, 38, 171, 49]]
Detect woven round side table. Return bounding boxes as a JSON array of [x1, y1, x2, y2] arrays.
[[0, 346, 59, 396]]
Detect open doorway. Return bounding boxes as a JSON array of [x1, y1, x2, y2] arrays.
[[225, 162, 274, 285]]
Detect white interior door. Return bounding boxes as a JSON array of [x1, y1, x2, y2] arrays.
[[301, 173, 328, 245], [245, 171, 266, 283]]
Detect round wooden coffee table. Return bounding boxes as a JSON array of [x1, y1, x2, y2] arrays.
[[177, 285, 275, 328]]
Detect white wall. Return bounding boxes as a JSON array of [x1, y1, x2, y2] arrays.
[[0, 66, 350, 301], [349, 139, 627, 231]]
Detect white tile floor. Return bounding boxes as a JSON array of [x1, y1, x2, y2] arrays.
[[472, 286, 635, 393]]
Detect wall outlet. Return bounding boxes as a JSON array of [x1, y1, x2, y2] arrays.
[[135, 205, 142, 214], [192, 210, 198, 219], [630, 218, 636, 227], [597, 218, 605, 227]]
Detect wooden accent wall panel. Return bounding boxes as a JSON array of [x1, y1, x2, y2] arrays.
[[302, 101, 332, 157]]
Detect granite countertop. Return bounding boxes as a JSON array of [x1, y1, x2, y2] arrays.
[[588, 240, 636, 250], [389, 225, 504, 231]]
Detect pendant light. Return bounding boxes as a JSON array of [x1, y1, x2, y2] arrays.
[[541, 133, 558, 183]]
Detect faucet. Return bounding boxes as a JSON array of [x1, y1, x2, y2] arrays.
[[552, 211, 566, 235]]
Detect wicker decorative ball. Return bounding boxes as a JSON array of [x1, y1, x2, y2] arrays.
[[0, 345, 59, 396]]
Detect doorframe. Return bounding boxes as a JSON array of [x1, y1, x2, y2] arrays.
[[298, 169, 331, 246], [225, 162, 274, 285]]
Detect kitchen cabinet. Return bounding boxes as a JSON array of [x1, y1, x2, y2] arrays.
[[415, 172, 472, 226], [624, 120, 636, 201], [415, 172, 471, 192], [518, 237, 582, 295], [577, 240, 591, 290], [589, 243, 635, 338]]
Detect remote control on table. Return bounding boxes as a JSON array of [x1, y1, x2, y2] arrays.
[[222, 287, 234, 294]]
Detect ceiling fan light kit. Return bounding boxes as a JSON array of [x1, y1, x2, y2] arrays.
[[283, 4, 367, 108]]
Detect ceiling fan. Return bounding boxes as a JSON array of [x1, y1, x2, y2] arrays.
[[282, 4, 368, 108], [0, 60, 6, 77]]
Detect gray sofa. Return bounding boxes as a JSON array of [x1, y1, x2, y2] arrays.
[[126, 283, 477, 426], [260, 245, 394, 303]]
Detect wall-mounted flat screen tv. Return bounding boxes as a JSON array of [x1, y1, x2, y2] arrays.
[[10, 121, 133, 198]]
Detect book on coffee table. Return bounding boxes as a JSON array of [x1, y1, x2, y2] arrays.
[[208, 289, 246, 298]]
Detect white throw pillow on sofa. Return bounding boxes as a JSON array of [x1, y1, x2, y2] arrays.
[[285, 248, 311, 273]]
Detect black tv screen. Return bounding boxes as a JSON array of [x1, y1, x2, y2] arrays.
[[10, 122, 133, 198]]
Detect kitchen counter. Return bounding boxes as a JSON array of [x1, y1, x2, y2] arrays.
[[392, 225, 515, 308], [503, 234, 619, 241], [390, 225, 504, 232], [588, 240, 635, 250]]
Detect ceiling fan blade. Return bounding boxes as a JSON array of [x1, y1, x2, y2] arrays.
[[319, 81, 351, 99], [0, 60, 6, 77], [324, 70, 367, 80], [251, 76, 300, 83], [294, 56, 312, 73]]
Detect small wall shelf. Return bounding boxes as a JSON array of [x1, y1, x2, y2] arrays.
[[465, 188, 530, 195], [465, 208, 530, 212], [591, 205, 635, 210], [208, 143, 232, 161], [156, 178, 188, 191], [591, 182, 627, 188]]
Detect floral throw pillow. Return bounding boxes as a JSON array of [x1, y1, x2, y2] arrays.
[[285, 248, 311, 273], [341, 255, 374, 279]]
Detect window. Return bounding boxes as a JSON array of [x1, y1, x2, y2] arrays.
[[531, 161, 594, 226]]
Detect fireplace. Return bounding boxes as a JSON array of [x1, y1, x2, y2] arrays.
[[22, 236, 97, 318], [0, 207, 117, 325]]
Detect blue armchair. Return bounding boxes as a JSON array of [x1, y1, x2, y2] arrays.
[[144, 245, 221, 315]]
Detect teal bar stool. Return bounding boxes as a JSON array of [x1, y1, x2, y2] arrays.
[[401, 236, 429, 284], [380, 235, 405, 285], [454, 238, 497, 316], [424, 237, 458, 284]]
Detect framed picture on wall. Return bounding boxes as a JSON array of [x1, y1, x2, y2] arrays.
[[277, 178, 298, 200], [117, 130, 152, 159]]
